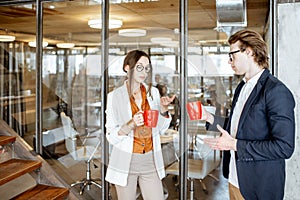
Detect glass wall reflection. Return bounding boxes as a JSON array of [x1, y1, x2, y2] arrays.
[[0, 0, 242, 199]]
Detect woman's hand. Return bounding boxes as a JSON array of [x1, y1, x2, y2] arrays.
[[160, 95, 176, 113], [203, 124, 237, 151], [132, 110, 144, 126], [118, 111, 144, 135]]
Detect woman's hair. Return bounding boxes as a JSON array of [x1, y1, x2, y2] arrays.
[[123, 49, 153, 98], [228, 29, 269, 69], [156, 83, 167, 97]]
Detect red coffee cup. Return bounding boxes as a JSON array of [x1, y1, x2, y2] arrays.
[[186, 101, 202, 120], [144, 110, 159, 127]]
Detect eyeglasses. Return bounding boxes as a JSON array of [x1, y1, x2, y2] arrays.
[[228, 49, 241, 62], [135, 64, 152, 73]]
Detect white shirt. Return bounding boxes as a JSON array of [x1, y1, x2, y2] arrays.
[[229, 69, 264, 188]]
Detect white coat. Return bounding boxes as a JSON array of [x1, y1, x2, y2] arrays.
[[105, 82, 171, 186]]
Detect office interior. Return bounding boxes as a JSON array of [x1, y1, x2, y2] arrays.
[[0, 0, 299, 199]]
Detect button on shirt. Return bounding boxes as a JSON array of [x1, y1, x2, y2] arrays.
[[229, 69, 264, 188]]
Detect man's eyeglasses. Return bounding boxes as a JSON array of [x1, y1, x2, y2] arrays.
[[136, 64, 152, 73], [228, 49, 241, 62]]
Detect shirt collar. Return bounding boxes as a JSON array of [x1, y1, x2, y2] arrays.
[[243, 69, 265, 86]]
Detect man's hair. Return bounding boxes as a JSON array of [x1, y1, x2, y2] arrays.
[[228, 29, 269, 69]]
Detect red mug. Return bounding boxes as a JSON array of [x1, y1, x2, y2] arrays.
[[143, 110, 159, 127], [186, 101, 202, 120]]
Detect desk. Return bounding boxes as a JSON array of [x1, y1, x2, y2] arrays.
[[160, 129, 221, 167], [160, 135, 173, 144], [0, 94, 36, 107], [43, 127, 65, 147], [33, 127, 65, 158], [160, 129, 178, 144], [11, 110, 36, 126], [1, 94, 36, 135]]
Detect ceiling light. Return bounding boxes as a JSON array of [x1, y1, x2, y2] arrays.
[[0, 35, 16, 42], [160, 40, 179, 47], [110, 0, 159, 3], [28, 41, 48, 48], [150, 37, 172, 44], [56, 43, 75, 48], [199, 39, 228, 44], [118, 29, 147, 37], [88, 19, 123, 29]]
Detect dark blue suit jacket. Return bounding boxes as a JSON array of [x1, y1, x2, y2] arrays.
[[210, 69, 295, 200]]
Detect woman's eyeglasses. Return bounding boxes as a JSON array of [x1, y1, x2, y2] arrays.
[[136, 64, 152, 73]]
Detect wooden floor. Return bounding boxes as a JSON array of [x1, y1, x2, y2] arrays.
[[20, 108, 229, 200], [46, 157, 229, 200]]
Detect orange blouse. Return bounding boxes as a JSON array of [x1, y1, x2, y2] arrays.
[[129, 85, 153, 154]]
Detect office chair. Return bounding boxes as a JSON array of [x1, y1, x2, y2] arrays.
[[165, 129, 220, 200], [60, 112, 102, 195]]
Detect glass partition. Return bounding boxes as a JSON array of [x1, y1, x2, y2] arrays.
[[0, 0, 243, 199]]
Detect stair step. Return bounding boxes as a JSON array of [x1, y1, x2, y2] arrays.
[[0, 159, 42, 186], [11, 184, 69, 200], [0, 136, 16, 146]]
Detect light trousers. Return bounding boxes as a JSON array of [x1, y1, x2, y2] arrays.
[[229, 183, 245, 200], [115, 151, 164, 200]]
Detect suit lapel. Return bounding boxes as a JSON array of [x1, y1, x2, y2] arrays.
[[237, 70, 270, 133]]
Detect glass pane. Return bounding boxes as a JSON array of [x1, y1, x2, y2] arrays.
[[0, 0, 255, 199], [0, 4, 36, 141]]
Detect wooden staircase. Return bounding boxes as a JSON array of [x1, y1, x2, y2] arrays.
[[0, 135, 69, 200]]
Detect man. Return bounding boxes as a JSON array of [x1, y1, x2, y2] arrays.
[[203, 29, 295, 200]]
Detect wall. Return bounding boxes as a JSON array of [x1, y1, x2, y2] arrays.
[[277, 2, 300, 200]]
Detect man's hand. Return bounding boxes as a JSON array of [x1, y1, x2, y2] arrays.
[[200, 106, 214, 124], [203, 124, 237, 151]]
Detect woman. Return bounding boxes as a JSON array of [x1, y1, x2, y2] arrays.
[[105, 50, 175, 200]]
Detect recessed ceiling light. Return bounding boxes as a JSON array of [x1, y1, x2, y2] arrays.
[[0, 35, 16, 42], [150, 37, 172, 44], [110, 0, 159, 3], [118, 29, 147, 37], [56, 43, 75, 48], [28, 41, 48, 48], [88, 19, 123, 29], [160, 40, 179, 47]]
